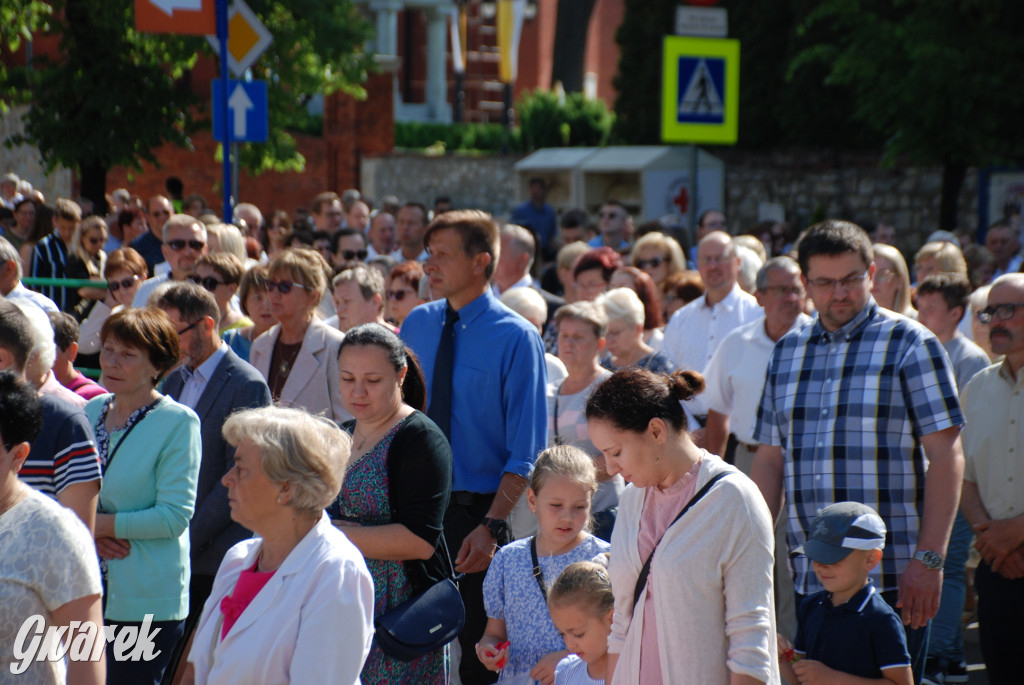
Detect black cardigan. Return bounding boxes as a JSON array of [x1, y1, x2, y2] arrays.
[[343, 410, 454, 592]]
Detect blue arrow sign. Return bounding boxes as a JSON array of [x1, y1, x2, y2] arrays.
[[212, 79, 268, 142]]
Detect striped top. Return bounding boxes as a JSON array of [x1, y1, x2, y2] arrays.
[[21, 394, 102, 497], [30, 232, 74, 311]]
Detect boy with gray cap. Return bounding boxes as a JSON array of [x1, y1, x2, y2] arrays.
[[778, 502, 913, 685]]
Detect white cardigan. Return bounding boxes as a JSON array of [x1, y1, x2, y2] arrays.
[[188, 514, 374, 685], [607, 456, 780, 685]]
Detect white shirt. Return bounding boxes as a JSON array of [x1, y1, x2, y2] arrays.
[[389, 247, 428, 263], [490, 274, 535, 297], [131, 272, 171, 308], [4, 281, 59, 314], [662, 283, 761, 415], [177, 343, 228, 409], [703, 314, 811, 445]]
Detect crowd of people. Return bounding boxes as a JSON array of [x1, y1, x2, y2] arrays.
[[0, 169, 1022, 685]]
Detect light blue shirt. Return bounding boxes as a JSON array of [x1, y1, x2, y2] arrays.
[[401, 289, 548, 492], [177, 343, 229, 410]]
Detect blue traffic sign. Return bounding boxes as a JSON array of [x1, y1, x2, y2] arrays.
[[212, 79, 268, 143], [675, 57, 726, 125]]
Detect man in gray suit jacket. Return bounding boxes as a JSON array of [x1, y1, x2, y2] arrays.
[[156, 283, 272, 617]]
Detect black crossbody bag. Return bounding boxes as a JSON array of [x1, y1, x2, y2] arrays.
[[374, 534, 465, 662], [632, 472, 728, 611]]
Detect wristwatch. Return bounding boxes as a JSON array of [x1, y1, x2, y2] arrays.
[[913, 550, 944, 570], [482, 517, 508, 542]]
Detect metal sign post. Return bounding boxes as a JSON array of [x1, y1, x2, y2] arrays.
[[216, 0, 233, 223]]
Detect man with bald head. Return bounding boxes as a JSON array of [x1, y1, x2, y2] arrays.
[[233, 202, 263, 240], [960, 273, 1024, 683], [365, 210, 396, 260], [131, 194, 174, 275], [663, 230, 760, 418], [132, 214, 209, 307]]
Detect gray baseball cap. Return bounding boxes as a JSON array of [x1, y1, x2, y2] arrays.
[[794, 501, 887, 565]]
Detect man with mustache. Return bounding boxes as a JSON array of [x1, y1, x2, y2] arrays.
[[751, 220, 965, 685], [959, 273, 1024, 685]]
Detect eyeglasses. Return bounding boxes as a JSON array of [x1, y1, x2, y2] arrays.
[[165, 239, 205, 252], [635, 256, 668, 270], [176, 320, 200, 336], [85, 237, 105, 246], [388, 289, 414, 301], [806, 271, 869, 291], [599, 211, 624, 220], [265, 279, 313, 294], [874, 268, 897, 282], [977, 303, 1024, 324], [341, 249, 368, 261], [762, 286, 804, 297], [107, 276, 139, 292], [186, 274, 226, 292]]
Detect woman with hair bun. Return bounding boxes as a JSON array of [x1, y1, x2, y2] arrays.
[[585, 368, 780, 685]]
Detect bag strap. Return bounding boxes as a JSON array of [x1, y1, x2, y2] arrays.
[[631, 472, 728, 611], [102, 397, 161, 475], [529, 536, 547, 600]]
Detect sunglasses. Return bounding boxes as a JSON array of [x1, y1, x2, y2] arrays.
[[340, 249, 368, 261], [165, 239, 206, 252], [635, 256, 668, 270], [85, 237, 105, 246], [176, 320, 200, 336], [107, 276, 139, 292], [388, 289, 414, 301], [265, 279, 313, 294], [186, 274, 226, 292]]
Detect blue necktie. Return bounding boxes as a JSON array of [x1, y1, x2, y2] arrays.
[[428, 306, 459, 440]]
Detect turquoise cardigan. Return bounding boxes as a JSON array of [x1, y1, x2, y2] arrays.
[[85, 394, 201, 622]]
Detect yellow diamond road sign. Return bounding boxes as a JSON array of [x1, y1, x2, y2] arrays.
[[662, 36, 740, 145], [206, 0, 273, 76]]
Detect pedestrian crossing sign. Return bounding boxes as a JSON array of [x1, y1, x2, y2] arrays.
[[662, 36, 740, 144]]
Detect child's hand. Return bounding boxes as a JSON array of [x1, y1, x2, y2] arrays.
[[530, 649, 567, 685], [791, 659, 835, 685], [776, 633, 799, 664], [475, 639, 510, 672]]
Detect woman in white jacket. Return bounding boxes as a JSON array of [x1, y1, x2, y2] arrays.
[[586, 368, 780, 685], [185, 406, 374, 685]]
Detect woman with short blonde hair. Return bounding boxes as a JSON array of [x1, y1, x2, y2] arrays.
[[188, 406, 375, 684]]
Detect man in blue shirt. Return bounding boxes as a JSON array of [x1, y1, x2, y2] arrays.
[[401, 209, 548, 685], [587, 200, 632, 251], [511, 177, 557, 259]]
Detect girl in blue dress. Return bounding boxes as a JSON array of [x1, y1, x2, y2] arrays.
[[477, 445, 610, 684]]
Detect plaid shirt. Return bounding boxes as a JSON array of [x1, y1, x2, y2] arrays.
[[754, 300, 963, 594]]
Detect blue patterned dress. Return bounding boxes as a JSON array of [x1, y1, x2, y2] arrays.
[[328, 417, 448, 685]]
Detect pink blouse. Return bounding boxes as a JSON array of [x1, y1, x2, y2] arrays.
[[219, 562, 275, 640], [636, 456, 703, 685]]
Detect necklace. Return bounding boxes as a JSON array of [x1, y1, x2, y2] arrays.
[[0, 483, 25, 517], [274, 338, 303, 377], [352, 405, 404, 451]]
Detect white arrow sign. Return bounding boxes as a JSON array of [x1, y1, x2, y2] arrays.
[[228, 83, 254, 138], [151, 0, 203, 16]]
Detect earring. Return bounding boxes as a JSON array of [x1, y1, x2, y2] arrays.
[[276, 495, 284, 504]]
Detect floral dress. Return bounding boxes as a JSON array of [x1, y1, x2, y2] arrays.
[[328, 417, 448, 685]]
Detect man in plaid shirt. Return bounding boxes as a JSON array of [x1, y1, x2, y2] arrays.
[[752, 220, 965, 684]]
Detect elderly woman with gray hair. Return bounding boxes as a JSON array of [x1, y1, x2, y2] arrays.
[[186, 406, 375, 685], [597, 288, 676, 374]]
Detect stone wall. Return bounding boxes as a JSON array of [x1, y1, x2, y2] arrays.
[[361, 152, 522, 218], [716, 148, 979, 252], [0, 105, 72, 201], [362, 148, 980, 253]]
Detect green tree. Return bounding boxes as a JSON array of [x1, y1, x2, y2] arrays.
[[789, 0, 1024, 229], [610, 0, 676, 144], [2, 0, 372, 208]]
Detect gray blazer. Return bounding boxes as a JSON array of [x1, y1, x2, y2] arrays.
[[250, 318, 350, 423], [163, 345, 272, 576]]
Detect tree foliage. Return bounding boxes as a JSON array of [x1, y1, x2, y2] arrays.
[[1, 0, 373, 204], [610, 0, 676, 144], [789, 0, 1024, 227]]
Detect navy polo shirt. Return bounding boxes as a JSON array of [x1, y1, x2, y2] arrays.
[[794, 583, 911, 679]]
